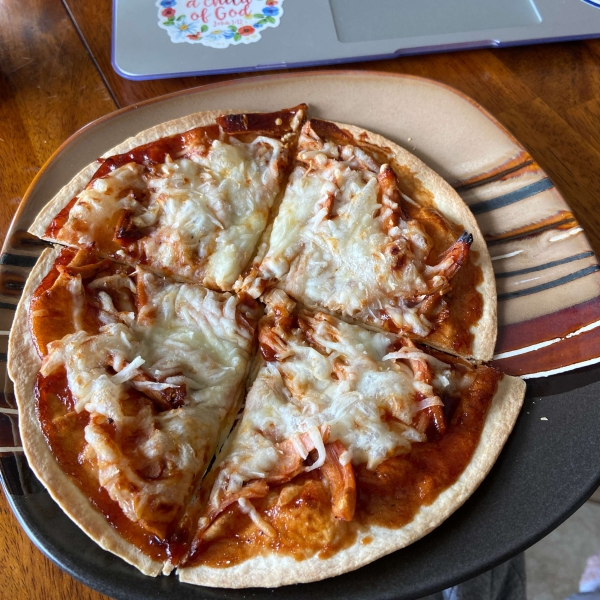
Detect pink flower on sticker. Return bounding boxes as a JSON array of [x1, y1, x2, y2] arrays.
[[162, 7, 175, 17], [238, 25, 255, 35]]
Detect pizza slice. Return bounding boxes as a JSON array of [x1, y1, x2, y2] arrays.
[[8, 247, 261, 574], [178, 290, 524, 588], [237, 118, 495, 360], [29, 106, 306, 291]]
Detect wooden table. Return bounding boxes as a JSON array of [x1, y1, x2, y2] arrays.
[[2, 0, 600, 597]]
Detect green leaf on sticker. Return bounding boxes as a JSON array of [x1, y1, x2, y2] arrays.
[[234, 32, 242, 41], [253, 14, 264, 18], [266, 16, 276, 23], [176, 14, 185, 20], [257, 19, 267, 25], [163, 19, 174, 25], [228, 25, 237, 31], [201, 24, 208, 32]]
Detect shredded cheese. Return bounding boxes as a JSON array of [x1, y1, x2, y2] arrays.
[[40, 267, 255, 532], [237, 122, 457, 337], [55, 136, 285, 291], [204, 291, 469, 519], [111, 356, 145, 384]]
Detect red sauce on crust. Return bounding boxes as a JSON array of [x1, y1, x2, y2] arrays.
[[44, 107, 305, 241], [45, 198, 77, 239], [31, 249, 499, 569], [30, 248, 262, 565], [30, 112, 498, 573], [35, 370, 170, 561], [298, 123, 485, 357], [185, 365, 500, 568]]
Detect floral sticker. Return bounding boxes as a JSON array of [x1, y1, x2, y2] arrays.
[[157, 0, 285, 48]]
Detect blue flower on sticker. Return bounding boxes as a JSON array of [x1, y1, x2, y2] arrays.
[[173, 18, 199, 40], [254, 21, 264, 28], [160, 0, 176, 7], [221, 29, 235, 38], [262, 7, 279, 16]]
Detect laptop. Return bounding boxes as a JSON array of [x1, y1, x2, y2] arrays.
[[112, 0, 600, 80]]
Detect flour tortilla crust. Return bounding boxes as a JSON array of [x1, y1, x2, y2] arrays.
[[28, 109, 243, 241], [20, 110, 502, 586], [6, 246, 250, 578], [179, 373, 525, 588], [321, 121, 497, 363]]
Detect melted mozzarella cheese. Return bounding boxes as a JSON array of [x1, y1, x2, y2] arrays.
[[57, 135, 285, 291], [237, 129, 441, 336], [206, 293, 458, 515], [41, 269, 254, 530], [140, 138, 284, 289], [57, 163, 146, 247]]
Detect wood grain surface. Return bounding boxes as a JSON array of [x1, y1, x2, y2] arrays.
[[1, 0, 600, 597]]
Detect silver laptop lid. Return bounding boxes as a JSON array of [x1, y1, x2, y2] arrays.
[[113, 0, 600, 80]]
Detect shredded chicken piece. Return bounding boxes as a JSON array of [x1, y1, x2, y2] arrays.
[[320, 441, 356, 521], [107, 356, 186, 412], [401, 338, 447, 438]]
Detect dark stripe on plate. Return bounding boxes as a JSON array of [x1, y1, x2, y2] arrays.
[[496, 297, 600, 354], [1, 279, 24, 292], [495, 252, 595, 279], [524, 363, 600, 401], [9, 230, 50, 250], [470, 178, 554, 215], [0, 354, 7, 363], [493, 323, 600, 378], [0, 254, 38, 268], [498, 265, 600, 301], [0, 413, 18, 448], [0, 455, 25, 495], [454, 159, 534, 191], [486, 217, 577, 246], [0, 302, 16, 311]]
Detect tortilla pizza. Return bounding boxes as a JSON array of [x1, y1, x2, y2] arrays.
[[7, 105, 525, 589], [179, 290, 524, 587], [9, 246, 260, 574]]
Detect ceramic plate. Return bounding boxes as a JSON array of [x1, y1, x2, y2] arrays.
[[2, 71, 600, 600]]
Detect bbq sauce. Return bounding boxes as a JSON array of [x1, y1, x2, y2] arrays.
[[186, 365, 500, 568], [35, 370, 170, 561]]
